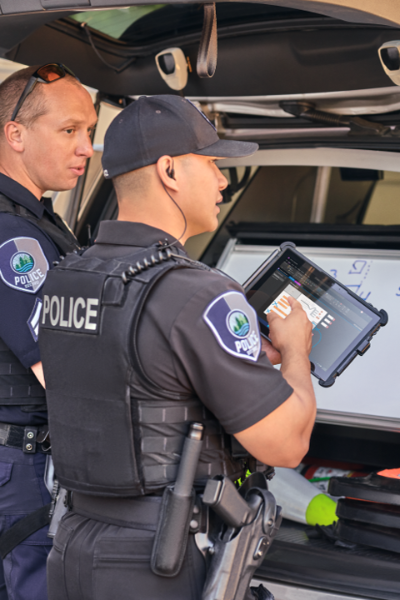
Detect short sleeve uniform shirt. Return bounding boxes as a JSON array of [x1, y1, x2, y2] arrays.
[[0, 173, 61, 425], [85, 221, 293, 434]]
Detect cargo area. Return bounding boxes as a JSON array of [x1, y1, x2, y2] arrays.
[[256, 427, 400, 599], [259, 518, 400, 600]]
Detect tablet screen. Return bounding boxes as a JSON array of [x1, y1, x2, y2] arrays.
[[246, 249, 381, 381]]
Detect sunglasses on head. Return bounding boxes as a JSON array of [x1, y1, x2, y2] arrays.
[[11, 63, 79, 122]]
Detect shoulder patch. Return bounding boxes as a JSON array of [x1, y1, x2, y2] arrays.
[[27, 298, 43, 342], [0, 237, 49, 294], [203, 291, 261, 361]]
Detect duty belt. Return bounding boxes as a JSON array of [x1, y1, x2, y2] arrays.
[[0, 423, 50, 454], [72, 493, 162, 530]]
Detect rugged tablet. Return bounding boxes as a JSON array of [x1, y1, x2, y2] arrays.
[[243, 242, 388, 387]]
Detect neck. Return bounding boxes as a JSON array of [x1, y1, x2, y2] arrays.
[[0, 154, 44, 200], [117, 198, 189, 244]]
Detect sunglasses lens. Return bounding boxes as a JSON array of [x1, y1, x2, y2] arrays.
[[36, 64, 65, 82]]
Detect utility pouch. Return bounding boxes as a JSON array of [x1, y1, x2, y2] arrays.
[[151, 486, 196, 577], [201, 474, 282, 600]]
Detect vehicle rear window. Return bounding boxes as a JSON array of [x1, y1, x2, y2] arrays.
[[70, 6, 165, 40], [227, 166, 400, 226], [185, 165, 400, 262], [70, 3, 319, 43]]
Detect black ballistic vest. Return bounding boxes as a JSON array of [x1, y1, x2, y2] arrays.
[[39, 246, 245, 497], [0, 194, 80, 412]]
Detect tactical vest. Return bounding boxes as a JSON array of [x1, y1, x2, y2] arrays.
[[0, 194, 80, 412], [39, 245, 245, 497]]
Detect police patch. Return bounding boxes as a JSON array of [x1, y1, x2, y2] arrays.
[[27, 298, 43, 342], [0, 237, 49, 294], [40, 269, 104, 335], [203, 291, 261, 361]]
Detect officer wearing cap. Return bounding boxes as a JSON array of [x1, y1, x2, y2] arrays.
[[0, 65, 96, 600], [40, 95, 316, 600]]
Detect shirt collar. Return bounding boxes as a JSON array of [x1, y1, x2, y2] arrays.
[[0, 172, 55, 219], [95, 220, 186, 253]]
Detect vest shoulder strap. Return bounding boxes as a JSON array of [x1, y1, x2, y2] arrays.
[[0, 194, 80, 256]]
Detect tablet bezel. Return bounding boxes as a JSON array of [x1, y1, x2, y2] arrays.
[[243, 242, 387, 387]]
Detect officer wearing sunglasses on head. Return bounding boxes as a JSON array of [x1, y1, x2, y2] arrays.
[[0, 64, 97, 600], [39, 95, 316, 600]]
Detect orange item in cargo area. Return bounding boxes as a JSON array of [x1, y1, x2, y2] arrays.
[[377, 468, 400, 479]]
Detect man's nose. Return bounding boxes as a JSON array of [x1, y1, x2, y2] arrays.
[[76, 132, 94, 158], [219, 170, 228, 191]]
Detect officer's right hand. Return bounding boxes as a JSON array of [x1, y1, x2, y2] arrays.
[[267, 296, 312, 358]]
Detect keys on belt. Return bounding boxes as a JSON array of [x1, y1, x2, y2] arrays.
[[0, 422, 50, 453]]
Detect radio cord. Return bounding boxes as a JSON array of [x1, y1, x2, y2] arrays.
[[159, 180, 187, 250]]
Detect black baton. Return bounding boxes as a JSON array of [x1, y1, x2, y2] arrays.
[[151, 422, 204, 577]]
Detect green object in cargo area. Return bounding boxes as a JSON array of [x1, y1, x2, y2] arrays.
[[306, 493, 338, 526]]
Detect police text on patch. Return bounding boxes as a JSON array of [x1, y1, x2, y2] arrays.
[[42, 295, 99, 332]]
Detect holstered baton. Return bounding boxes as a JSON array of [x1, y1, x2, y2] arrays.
[[151, 423, 204, 577]]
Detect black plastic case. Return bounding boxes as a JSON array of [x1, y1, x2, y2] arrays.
[[243, 241, 388, 387], [337, 498, 400, 530], [336, 520, 400, 554], [329, 473, 400, 504]]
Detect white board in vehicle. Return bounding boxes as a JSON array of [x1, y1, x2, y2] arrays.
[[217, 244, 400, 426]]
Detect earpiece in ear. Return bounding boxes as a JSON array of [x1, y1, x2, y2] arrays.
[[167, 164, 175, 180]]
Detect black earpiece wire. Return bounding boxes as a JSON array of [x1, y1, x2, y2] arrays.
[[159, 179, 187, 250]]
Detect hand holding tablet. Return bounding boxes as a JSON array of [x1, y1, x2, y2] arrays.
[[244, 242, 388, 387]]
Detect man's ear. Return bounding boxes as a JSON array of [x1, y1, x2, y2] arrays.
[[156, 155, 179, 192], [3, 121, 26, 153]]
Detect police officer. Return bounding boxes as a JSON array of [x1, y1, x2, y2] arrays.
[[0, 64, 97, 600], [39, 95, 316, 600]]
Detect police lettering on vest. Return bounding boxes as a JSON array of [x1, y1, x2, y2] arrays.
[[42, 294, 99, 332], [40, 268, 104, 335]]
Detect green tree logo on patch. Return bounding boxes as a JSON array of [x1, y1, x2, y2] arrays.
[[228, 310, 250, 337], [11, 252, 34, 274]]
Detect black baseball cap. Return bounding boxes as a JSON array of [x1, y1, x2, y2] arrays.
[[102, 95, 258, 179]]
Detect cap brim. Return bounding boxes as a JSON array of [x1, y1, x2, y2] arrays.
[[194, 138, 259, 159]]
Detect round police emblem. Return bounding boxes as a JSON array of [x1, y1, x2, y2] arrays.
[[204, 291, 261, 362], [11, 252, 35, 274], [227, 310, 250, 338]]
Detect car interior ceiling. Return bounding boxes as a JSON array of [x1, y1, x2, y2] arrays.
[[3, 3, 400, 97]]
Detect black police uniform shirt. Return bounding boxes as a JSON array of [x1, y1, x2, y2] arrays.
[[0, 173, 61, 426], [84, 221, 294, 434]]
